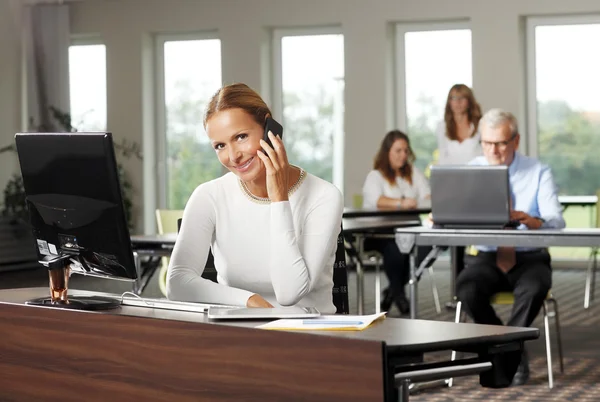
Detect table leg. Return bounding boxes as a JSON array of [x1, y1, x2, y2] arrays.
[[409, 247, 418, 319], [445, 246, 464, 310], [356, 234, 365, 315]]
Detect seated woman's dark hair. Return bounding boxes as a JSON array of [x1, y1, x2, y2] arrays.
[[373, 130, 415, 185]]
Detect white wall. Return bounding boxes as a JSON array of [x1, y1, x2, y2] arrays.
[[0, 1, 23, 193], [2, 0, 600, 232]]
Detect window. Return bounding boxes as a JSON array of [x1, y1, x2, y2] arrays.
[[396, 23, 472, 173], [527, 17, 600, 196], [156, 35, 222, 209], [272, 28, 344, 190], [68, 41, 107, 131], [527, 16, 600, 260]]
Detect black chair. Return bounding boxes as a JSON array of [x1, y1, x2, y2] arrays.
[[176, 218, 349, 314], [333, 226, 350, 314], [176, 218, 217, 282]]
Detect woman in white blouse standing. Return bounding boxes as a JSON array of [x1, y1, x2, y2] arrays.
[[436, 84, 483, 304], [436, 84, 483, 165], [362, 130, 431, 314]]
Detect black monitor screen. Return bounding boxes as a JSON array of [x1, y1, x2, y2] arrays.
[[15, 132, 137, 280]]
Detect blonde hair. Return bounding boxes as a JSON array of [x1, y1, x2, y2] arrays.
[[204, 83, 272, 128]]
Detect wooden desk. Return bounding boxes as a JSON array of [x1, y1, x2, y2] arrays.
[[0, 288, 538, 402]]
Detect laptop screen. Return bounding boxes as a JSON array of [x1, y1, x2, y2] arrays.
[[430, 165, 511, 228]]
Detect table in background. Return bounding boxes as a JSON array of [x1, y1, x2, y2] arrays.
[[558, 195, 597, 210], [0, 287, 538, 401], [342, 216, 422, 314], [130, 233, 177, 294], [395, 226, 600, 319]]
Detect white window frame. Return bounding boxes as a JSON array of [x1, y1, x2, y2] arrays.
[[154, 32, 221, 209], [271, 26, 345, 191], [526, 14, 600, 158], [394, 21, 471, 132]]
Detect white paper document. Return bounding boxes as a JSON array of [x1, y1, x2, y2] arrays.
[[257, 312, 386, 331]]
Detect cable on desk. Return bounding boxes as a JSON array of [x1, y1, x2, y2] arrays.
[[120, 291, 155, 307]]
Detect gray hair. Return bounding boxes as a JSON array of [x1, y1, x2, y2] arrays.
[[481, 108, 519, 137]]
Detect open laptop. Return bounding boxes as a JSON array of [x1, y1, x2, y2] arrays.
[[430, 165, 518, 229]]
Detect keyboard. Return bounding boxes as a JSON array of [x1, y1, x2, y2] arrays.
[[120, 296, 237, 313]]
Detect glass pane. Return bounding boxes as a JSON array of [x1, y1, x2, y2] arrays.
[[404, 29, 472, 172], [281, 34, 344, 186], [163, 39, 222, 209], [534, 23, 600, 259], [535, 24, 600, 196], [69, 44, 107, 131]]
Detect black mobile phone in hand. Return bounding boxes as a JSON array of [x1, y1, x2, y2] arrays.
[[263, 117, 283, 150]]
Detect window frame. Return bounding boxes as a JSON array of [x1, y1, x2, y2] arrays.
[[271, 26, 345, 191], [154, 31, 221, 209], [394, 20, 472, 132], [525, 14, 600, 158]]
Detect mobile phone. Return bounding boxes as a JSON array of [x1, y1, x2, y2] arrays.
[[263, 117, 284, 150]]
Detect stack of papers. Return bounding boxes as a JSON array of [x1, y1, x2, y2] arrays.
[[257, 312, 386, 331]]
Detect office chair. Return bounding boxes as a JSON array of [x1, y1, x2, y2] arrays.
[[451, 291, 564, 389], [155, 209, 184, 296], [173, 218, 349, 314]]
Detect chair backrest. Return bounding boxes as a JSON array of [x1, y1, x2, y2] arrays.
[[177, 218, 217, 282], [178, 219, 349, 314], [332, 226, 350, 314], [156, 209, 184, 234]]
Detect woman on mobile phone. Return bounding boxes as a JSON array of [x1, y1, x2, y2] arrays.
[[167, 83, 343, 314]]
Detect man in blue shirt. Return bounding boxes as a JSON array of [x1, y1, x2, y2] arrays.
[[456, 108, 565, 386]]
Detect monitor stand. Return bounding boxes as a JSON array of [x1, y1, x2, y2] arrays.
[[26, 255, 120, 311]]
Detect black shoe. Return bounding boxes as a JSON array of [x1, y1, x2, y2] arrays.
[[511, 350, 530, 386], [394, 294, 410, 315], [380, 287, 393, 311]]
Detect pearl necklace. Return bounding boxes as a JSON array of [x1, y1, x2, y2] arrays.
[[239, 167, 307, 204]]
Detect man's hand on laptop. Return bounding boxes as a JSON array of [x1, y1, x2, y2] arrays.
[[510, 210, 543, 229], [247, 294, 274, 308]]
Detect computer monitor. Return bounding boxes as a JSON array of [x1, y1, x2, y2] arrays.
[[14, 132, 138, 310]]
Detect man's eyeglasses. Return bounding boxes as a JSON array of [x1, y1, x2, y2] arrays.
[[480, 134, 517, 150]]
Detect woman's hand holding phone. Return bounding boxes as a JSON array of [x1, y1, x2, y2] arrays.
[[257, 131, 290, 202]]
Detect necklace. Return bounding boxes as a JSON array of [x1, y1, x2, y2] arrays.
[[239, 167, 307, 204]]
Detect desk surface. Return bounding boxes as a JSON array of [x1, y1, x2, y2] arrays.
[[343, 207, 430, 218], [558, 195, 597, 206], [132, 216, 424, 246], [0, 288, 538, 355], [395, 226, 600, 248]]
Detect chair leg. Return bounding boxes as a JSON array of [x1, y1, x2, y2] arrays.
[[543, 301, 554, 389], [548, 298, 564, 374], [375, 259, 381, 314], [447, 301, 463, 388], [584, 249, 597, 308], [592, 252, 597, 302], [427, 266, 442, 314]]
